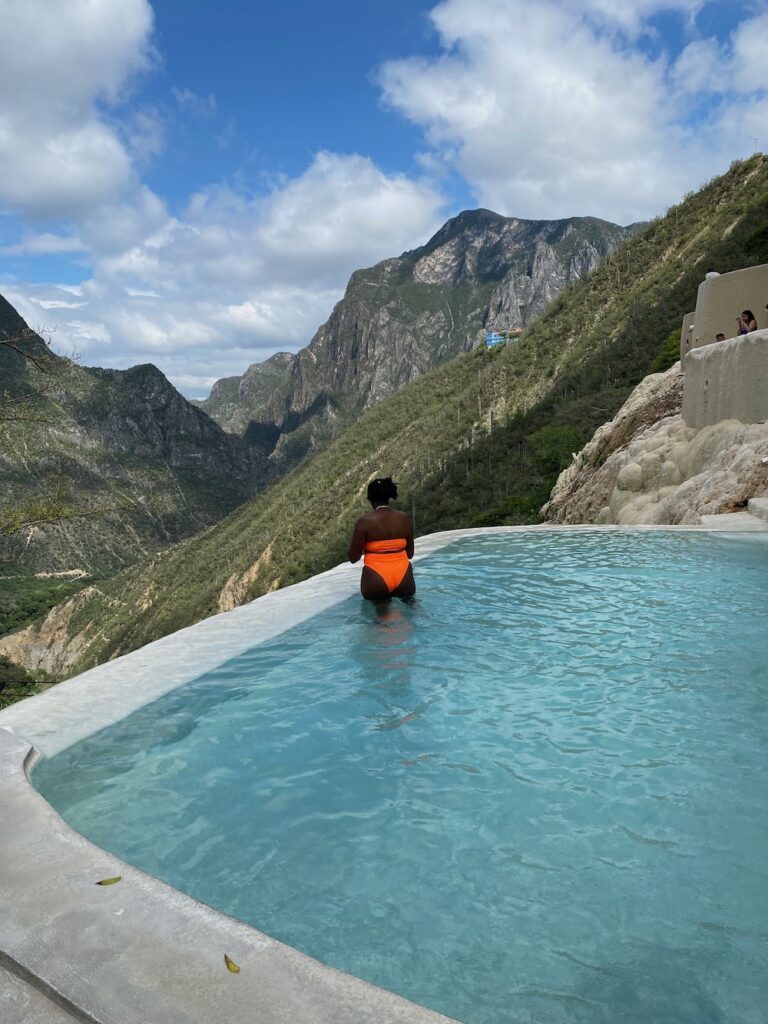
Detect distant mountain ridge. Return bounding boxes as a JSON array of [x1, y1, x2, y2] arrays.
[[0, 300, 269, 572], [198, 210, 638, 464]]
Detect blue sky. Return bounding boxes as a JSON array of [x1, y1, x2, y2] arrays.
[[0, 0, 766, 395]]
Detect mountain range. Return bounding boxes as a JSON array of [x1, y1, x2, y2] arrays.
[[2, 211, 633, 573], [5, 154, 766, 680], [196, 212, 638, 468]]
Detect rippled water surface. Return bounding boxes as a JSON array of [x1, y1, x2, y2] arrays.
[[35, 531, 768, 1023]]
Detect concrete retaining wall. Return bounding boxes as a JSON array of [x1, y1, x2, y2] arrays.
[[680, 311, 695, 367], [691, 264, 768, 351], [682, 329, 768, 428]]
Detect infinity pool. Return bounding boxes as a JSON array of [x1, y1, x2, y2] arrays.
[[34, 531, 768, 1024]]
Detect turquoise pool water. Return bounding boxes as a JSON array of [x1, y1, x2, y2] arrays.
[[34, 531, 768, 1024]]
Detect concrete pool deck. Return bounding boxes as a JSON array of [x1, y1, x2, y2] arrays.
[[2, 522, 767, 1023]]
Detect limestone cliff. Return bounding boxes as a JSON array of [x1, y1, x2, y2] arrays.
[[543, 362, 768, 524], [199, 211, 636, 469]]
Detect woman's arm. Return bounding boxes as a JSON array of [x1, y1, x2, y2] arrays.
[[405, 517, 415, 559], [347, 519, 366, 563]]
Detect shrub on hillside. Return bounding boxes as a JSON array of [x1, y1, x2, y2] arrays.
[[650, 329, 682, 374], [528, 424, 584, 475], [0, 654, 35, 693]]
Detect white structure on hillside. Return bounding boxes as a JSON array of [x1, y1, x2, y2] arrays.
[[680, 262, 768, 365]]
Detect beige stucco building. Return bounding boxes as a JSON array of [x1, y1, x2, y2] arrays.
[[680, 263, 768, 365]]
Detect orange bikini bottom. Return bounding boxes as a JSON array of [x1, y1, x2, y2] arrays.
[[363, 539, 410, 593]]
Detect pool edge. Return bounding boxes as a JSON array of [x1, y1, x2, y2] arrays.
[[0, 727, 458, 1024]]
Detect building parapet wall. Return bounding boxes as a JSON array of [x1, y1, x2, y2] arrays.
[[682, 329, 768, 428], [691, 264, 768, 351], [680, 311, 695, 367]]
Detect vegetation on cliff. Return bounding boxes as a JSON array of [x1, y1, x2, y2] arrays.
[[5, 155, 768, 678], [0, 655, 53, 710]]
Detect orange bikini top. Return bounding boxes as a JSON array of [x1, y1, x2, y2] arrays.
[[364, 538, 408, 555]]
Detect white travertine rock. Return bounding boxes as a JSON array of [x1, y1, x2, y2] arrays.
[[543, 360, 768, 525], [616, 462, 644, 491]]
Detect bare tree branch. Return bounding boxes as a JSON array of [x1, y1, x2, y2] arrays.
[[1, 503, 135, 537]]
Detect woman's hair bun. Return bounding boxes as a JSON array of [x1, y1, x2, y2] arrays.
[[367, 476, 398, 503]]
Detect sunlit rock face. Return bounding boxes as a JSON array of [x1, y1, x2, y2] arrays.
[[543, 361, 768, 525], [199, 209, 636, 471]]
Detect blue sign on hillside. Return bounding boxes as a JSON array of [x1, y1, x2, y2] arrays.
[[485, 331, 505, 347]]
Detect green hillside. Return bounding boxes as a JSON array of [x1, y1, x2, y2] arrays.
[[13, 155, 768, 677]]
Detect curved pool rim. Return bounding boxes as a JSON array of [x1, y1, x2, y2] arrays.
[[1, 522, 765, 1024]]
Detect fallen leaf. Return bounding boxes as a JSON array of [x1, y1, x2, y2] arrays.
[[95, 876, 122, 886], [224, 954, 240, 974]]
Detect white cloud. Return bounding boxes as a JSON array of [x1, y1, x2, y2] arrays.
[[729, 11, 768, 94], [124, 107, 166, 163], [253, 151, 447, 283], [1, 233, 85, 255], [581, 0, 703, 35], [3, 151, 446, 393], [379, 0, 768, 223], [65, 320, 112, 346], [0, 0, 447, 396], [671, 37, 721, 95], [6, 0, 764, 399], [0, 0, 155, 217], [172, 87, 217, 118], [36, 299, 87, 310]]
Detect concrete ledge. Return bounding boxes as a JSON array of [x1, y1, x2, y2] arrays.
[[690, 263, 768, 351], [0, 728, 455, 1024], [682, 329, 768, 428], [699, 511, 768, 531], [0, 960, 82, 1024], [748, 496, 768, 523]]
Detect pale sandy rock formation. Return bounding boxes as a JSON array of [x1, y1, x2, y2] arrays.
[[543, 362, 768, 525], [0, 585, 101, 677]]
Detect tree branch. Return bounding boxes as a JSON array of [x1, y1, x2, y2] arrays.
[[1, 501, 136, 538]]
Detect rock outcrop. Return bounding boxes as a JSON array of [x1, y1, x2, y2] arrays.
[[199, 211, 637, 470], [0, 585, 99, 677], [543, 362, 768, 524]]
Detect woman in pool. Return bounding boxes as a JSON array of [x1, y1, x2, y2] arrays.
[[347, 477, 415, 600]]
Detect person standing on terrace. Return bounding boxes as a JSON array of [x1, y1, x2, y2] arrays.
[[738, 310, 758, 334], [347, 477, 416, 600]]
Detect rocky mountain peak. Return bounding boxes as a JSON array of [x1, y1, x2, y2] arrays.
[[198, 205, 639, 466], [0, 292, 30, 339]]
